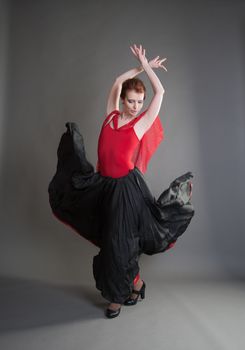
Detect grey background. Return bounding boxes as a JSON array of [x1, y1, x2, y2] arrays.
[[0, 0, 245, 287]]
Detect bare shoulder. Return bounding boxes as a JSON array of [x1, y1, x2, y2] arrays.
[[104, 115, 114, 126], [104, 110, 120, 127]]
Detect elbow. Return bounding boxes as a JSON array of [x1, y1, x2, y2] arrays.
[[155, 88, 165, 95]]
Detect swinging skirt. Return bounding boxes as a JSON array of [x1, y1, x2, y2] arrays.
[[48, 122, 195, 304]]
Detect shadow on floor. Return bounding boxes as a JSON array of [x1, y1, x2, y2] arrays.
[[0, 276, 107, 332]]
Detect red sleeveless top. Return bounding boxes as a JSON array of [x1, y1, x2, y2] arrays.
[[97, 110, 164, 178]]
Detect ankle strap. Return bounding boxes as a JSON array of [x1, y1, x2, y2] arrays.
[[132, 289, 141, 294]]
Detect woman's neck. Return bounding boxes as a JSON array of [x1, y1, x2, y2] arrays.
[[120, 112, 135, 120]]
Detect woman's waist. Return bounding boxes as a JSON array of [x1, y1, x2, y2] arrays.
[[98, 164, 134, 178]]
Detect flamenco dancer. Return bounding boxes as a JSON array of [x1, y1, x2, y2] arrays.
[[48, 44, 195, 319]]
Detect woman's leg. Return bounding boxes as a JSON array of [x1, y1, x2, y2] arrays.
[[107, 302, 122, 311], [131, 273, 144, 299], [133, 273, 140, 285], [108, 274, 142, 310]]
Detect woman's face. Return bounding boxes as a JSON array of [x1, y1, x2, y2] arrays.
[[122, 90, 145, 117]]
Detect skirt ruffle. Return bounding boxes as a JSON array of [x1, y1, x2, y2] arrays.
[[48, 122, 195, 303]]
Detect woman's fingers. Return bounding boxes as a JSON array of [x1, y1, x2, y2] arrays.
[[130, 46, 137, 56], [133, 44, 146, 55], [134, 44, 139, 52], [140, 44, 146, 57], [134, 44, 144, 55], [148, 53, 168, 71], [155, 57, 167, 71], [133, 44, 166, 67]]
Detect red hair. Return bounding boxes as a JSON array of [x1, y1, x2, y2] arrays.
[[120, 78, 146, 100]]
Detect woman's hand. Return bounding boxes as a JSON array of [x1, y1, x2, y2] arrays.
[[130, 44, 167, 72], [148, 56, 167, 72], [130, 44, 148, 67]]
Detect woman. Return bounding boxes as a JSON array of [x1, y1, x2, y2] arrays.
[[48, 44, 195, 319]]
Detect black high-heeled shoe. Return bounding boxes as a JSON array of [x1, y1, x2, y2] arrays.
[[123, 280, 146, 306], [105, 306, 121, 318]]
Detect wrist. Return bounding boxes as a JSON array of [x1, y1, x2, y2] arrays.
[[141, 61, 150, 70]]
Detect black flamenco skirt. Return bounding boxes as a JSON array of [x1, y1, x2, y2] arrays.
[[48, 122, 195, 304]]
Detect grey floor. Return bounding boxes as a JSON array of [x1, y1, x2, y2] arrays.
[[0, 276, 244, 350]]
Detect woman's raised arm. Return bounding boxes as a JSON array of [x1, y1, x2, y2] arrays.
[[132, 44, 167, 140], [106, 45, 166, 117]]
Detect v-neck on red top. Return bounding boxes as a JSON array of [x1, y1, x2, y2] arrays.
[[97, 109, 164, 178]]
